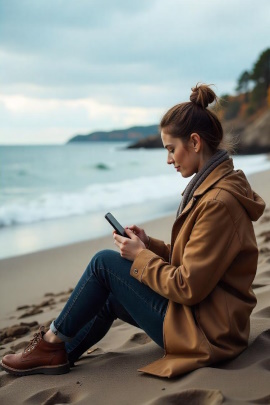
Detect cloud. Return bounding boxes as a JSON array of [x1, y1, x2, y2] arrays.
[[0, 94, 163, 144], [0, 0, 269, 143], [2, 0, 269, 90]]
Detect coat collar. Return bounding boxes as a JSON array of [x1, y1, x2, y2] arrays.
[[190, 158, 234, 198], [178, 159, 234, 217]]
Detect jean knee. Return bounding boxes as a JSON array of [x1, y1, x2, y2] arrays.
[[92, 249, 118, 266], [86, 249, 118, 275]]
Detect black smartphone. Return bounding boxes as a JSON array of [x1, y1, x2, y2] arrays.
[[105, 212, 130, 238]]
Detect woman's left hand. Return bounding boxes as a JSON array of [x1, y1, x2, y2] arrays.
[[113, 228, 146, 261]]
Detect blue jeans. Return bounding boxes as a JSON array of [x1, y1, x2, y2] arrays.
[[50, 249, 168, 364]]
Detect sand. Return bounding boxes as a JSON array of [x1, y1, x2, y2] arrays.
[[0, 170, 269, 405]]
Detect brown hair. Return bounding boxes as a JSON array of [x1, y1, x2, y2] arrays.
[[160, 84, 224, 153]]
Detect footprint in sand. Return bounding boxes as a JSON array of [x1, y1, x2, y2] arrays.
[[23, 387, 85, 405], [25, 390, 70, 405], [253, 306, 270, 318], [10, 341, 29, 351], [129, 332, 152, 345], [258, 230, 270, 243], [147, 389, 224, 405], [260, 215, 270, 224], [117, 332, 152, 350], [259, 247, 270, 255], [0, 373, 16, 388], [253, 269, 270, 282]]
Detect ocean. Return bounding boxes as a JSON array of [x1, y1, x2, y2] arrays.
[[1, 143, 269, 259]]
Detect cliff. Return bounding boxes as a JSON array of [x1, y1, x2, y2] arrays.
[[231, 109, 270, 154], [67, 110, 270, 155], [67, 125, 159, 143], [127, 109, 270, 154]]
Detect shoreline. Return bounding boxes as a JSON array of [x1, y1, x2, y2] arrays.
[[0, 198, 178, 261], [1, 166, 269, 261]]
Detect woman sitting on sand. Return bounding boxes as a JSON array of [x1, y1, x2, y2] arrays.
[[1, 84, 265, 378]]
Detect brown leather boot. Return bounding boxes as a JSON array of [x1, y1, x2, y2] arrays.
[[0, 326, 70, 376]]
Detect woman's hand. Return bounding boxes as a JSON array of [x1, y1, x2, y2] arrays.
[[127, 225, 149, 247], [113, 228, 146, 261]]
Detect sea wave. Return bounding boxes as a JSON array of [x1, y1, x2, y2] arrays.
[[0, 174, 185, 227], [2, 154, 270, 228]]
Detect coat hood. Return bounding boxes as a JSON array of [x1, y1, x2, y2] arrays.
[[194, 159, 265, 222]]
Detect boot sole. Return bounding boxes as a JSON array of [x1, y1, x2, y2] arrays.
[[0, 360, 70, 376]]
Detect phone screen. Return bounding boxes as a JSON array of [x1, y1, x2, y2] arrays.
[[105, 212, 129, 238]]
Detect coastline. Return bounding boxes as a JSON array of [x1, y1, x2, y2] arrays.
[[0, 169, 269, 404], [1, 152, 270, 261], [0, 196, 179, 261]]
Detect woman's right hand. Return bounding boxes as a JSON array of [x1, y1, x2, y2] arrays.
[[127, 225, 149, 247]]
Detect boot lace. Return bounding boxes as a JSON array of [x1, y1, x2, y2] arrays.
[[24, 326, 45, 353]]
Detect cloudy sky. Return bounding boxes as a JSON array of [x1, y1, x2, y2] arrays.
[[0, 0, 269, 144]]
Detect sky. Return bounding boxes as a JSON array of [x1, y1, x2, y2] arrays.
[[0, 0, 269, 145]]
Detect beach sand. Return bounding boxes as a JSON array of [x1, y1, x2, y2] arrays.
[[0, 170, 269, 404]]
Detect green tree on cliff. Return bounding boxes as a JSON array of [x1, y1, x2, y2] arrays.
[[223, 48, 270, 119], [249, 48, 270, 108], [236, 70, 250, 102], [251, 48, 270, 91]]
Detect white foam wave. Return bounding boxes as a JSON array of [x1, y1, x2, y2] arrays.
[[0, 174, 187, 227], [1, 154, 269, 228]]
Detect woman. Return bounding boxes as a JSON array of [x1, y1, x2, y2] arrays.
[[1, 84, 265, 378]]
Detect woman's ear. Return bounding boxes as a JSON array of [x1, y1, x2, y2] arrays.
[[190, 133, 201, 152]]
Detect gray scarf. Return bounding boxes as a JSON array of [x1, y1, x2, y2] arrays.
[[177, 149, 229, 217]]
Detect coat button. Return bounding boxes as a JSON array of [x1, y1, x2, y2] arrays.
[[134, 268, 138, 274]]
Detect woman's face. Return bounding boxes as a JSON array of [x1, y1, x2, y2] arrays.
[[161, 130, 200, 178]]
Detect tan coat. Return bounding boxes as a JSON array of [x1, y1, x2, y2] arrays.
[[130, 159, 265, 378]]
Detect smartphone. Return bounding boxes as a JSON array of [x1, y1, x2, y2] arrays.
[[105, 212, 130, 238]]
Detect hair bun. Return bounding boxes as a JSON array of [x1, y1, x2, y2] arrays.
[[190, 83, 217, 108]]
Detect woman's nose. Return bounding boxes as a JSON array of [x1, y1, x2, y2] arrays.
[[167, 156, 174, 165]]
